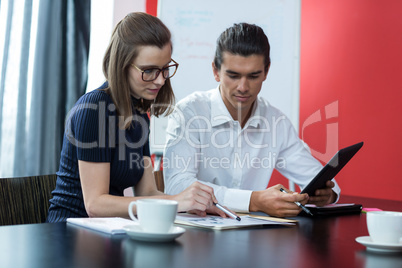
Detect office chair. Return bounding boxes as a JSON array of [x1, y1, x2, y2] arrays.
[[0, 174, 57, 225], [153, 170, 165, 192]]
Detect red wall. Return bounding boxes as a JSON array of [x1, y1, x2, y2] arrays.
[[146, 0, 158, 16], [299, 0, 402, 201]]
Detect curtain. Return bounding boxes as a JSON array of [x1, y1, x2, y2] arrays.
[[0, 0, 90, 177]]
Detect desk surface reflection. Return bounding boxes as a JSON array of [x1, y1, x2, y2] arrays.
[[0, 195, 401, 268]]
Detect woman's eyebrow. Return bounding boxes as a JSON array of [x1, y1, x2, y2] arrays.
[[137, 60, 172, 69]]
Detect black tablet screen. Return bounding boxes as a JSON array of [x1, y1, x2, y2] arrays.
[[300, 142, 364, 196]]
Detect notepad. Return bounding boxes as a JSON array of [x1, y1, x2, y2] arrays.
[[67, 217, 134, 234], [175, 213, 295, 230], [362, 208, 383, 213], [237, 213, 298, 223]]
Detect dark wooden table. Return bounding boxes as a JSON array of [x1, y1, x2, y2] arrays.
[[0, 196, 401, 268]]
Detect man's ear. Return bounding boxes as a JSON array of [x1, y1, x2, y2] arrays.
[[212, 62, 220, 82], [263, 62, 271, 81]]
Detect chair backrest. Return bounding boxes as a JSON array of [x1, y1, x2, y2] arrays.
[[0, 174, 57, 225], [153, 170, 165, 192]]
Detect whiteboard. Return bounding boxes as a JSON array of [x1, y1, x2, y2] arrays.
[[151, 0, 301, 154]]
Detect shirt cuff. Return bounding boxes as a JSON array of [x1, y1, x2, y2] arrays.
[[332, 182, 341, 203], [223, 189, 253, 212]]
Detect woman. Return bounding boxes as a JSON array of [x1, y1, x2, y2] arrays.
[[47, 12, 224, 222]]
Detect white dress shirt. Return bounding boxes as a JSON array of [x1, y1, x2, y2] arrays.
[[164, 87, 340, 212]]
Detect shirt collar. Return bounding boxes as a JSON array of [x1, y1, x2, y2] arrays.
[[246, 99, 262, 128], [210, 86, 233, 127], [210, 85, 264, 128], [98, 80, 141, 106]]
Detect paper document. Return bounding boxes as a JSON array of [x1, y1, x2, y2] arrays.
[[67, 217, 134, 234], [175, 214, 295, 230]]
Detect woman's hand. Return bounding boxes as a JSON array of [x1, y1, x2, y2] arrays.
[[172, 181, 227, 217]]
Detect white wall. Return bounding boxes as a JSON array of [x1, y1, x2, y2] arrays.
[[151, 0, 302, 155], [113, 0, 146, 26], [86, 0, 146, 92]]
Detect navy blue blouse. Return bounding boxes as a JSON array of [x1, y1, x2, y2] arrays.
[[47, 85, 150, 222]]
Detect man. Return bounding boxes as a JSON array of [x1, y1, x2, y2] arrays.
[[164, 23, 340, 217]]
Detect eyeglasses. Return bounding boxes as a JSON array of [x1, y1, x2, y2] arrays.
[[131, 59, 179, 82]]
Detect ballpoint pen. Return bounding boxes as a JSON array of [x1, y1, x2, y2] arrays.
[[279, 188, 314, 216], [214, 203, 241, 221]]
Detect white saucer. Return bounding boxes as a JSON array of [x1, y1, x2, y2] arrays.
[[356, 236, 402, 253], [124, 225, 185, 242]]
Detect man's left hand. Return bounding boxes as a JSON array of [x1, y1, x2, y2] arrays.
[[307, 180, 337, 207]]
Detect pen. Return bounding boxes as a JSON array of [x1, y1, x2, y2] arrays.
[[214, 203, 241, 221], [279, 188, 314, 216]]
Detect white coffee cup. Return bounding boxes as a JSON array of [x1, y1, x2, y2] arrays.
[[128, 199, 178, 233], [366, 211, 402, 244]]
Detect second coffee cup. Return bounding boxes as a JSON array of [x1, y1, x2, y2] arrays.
[[367, 211, 402, 244]]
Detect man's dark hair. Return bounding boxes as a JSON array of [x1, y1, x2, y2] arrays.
[[214, 23, 271, 72]]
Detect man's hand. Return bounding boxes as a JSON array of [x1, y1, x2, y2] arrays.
[[307, 180, 337, 207], [249, 184, 309, 217]]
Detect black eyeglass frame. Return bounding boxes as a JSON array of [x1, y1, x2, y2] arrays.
[[131, 59, 179, 82]]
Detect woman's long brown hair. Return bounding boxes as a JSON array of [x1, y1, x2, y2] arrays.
[[102, 12, 175, 129]]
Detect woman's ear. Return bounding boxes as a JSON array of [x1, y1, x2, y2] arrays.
[[212, 62, 220, 82]]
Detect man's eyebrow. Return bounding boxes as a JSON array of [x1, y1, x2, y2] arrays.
[[225, 70, 240, 75], [226, 70, 263, 75], [249, 70, 263, 75]]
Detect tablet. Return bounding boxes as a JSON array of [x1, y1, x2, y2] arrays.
[[300, 142, 364, 196]]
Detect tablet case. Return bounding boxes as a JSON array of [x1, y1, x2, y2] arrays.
[[301, 142, 364, 196], [299, 204, 363, 217]]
